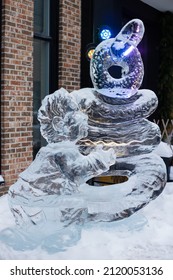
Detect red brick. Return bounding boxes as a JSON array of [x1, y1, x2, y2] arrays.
[[1, 0, 34, 187], [1, 0, 81, 189]]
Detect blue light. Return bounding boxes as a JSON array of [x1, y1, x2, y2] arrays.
[[100, 29, 112, 40]]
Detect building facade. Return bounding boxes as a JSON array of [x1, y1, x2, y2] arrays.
[[0, 0, 163, 194], [0, 0, 81, 193]]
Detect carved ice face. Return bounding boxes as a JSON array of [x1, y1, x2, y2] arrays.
[[38, 88, 89, 143], [68, 111, 88, 142], [50, 111, 88, 142]]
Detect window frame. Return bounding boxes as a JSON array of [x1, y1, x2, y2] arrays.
[[33, 0, 59, 157], [0, 0, 2, 177]]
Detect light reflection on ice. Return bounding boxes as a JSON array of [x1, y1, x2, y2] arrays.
[[0, 19, 167, 253]]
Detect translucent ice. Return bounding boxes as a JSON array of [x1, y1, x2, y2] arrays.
[[3, 19, 166, 252], [8, 89, 116, 229], [90, 19, 144, 100]]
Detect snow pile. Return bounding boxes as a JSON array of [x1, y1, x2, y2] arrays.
[[0, 183, 173, 260], [154, 141, 173, 158]]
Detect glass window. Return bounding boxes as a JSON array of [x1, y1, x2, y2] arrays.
[[33, 0, 51, 157], [33, 0, 59, 157], [0, 0, 2, 177], [34, 0, 44, 33], [33, 39, 49, 156], [34, 0, 50, 35]]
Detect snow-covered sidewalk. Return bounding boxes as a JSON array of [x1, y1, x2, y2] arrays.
[[0, 182, 173, 260]]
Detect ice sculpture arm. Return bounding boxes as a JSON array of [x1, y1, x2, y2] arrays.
[[72, 146, 116, 183]]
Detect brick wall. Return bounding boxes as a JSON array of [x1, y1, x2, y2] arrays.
[[0, 0, 82, 193], [0, 0, 34, 189], [58, 0, 81, 92]]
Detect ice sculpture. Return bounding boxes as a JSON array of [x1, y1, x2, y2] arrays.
[[71, 19, 166, 222], [8, 89, 115, 227], [90, 18, 144, 99], [4, 19, 166, 250]]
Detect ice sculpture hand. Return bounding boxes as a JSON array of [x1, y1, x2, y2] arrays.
[[93, 145, 115, 166]]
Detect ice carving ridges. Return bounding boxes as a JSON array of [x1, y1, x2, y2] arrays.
[[6, 19, 166, 250], [90, 19, 144, 99]]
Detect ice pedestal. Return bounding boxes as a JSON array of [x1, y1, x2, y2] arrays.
[[0, 19, 166, 252]]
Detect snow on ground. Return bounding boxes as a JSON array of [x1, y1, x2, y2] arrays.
[[0, 182, 173, 260]]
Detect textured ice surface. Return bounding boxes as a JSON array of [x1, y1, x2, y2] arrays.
[[90, 19, 144, 100], [1, 182, 173, 259], [8, 90, 115, 228], [72, 88, 161, 157], [1, 19, 166, 252]]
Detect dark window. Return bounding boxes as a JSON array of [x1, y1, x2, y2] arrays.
[[0, 0, 2, 177], [33, 0, 59, 158]]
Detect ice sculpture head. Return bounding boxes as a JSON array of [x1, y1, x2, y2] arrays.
[[38, 88, 88, 143], [115, 18, 144, 47], [90, 19, 144, 100]]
